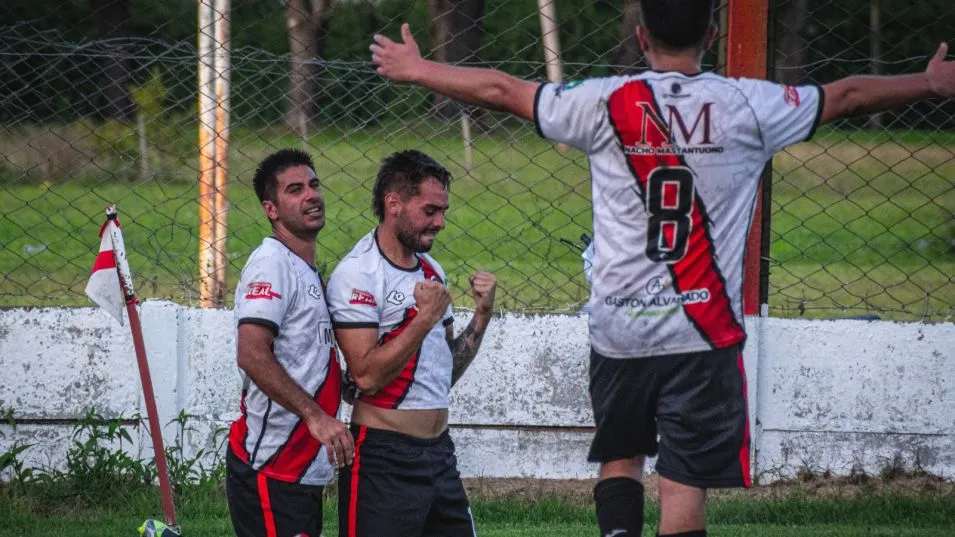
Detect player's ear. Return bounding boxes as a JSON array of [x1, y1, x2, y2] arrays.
[[635, 25, 651, 54], [262, 199, 278, 221], [383, 191, 402, 218]]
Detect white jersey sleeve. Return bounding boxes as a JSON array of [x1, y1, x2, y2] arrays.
[[736, 78, 824, 157], [235, 255, 293, 335], [534, 78, 614, 153], [326, 259, 381, 328]]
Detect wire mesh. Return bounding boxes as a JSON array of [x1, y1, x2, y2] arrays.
[[769, 0, 955, 321], [1, 0, 952, 320]]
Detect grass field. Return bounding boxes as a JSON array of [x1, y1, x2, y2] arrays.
[[2, 476, 953, 537], [1, 122, 952, 319]]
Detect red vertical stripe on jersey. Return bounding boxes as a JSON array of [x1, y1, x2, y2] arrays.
[[363, 256, 443, 409], [228, 390, 250, 463], [257, 473, 278, 537], [363, 307, 421, 408], [736, 350, 752, 488], [262, 348, 343, 481], [607, 81, 745, 348], [418, 256, 442, 283], [348, 426, 368, 537]]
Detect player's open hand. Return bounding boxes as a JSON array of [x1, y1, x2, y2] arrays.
[[468, 271, 496, 316], [371, 23, 422, 83], [414, 280, 452, 326], [307, 411, 354, 469], [926, 42, 955, 98]]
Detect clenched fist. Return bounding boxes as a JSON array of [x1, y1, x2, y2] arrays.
[[468, 271, 496, 316], [414, 280, 452, 327]]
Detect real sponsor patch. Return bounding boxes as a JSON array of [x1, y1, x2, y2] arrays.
[[349, 289, 377, 307], [245, 282, 281, 300]]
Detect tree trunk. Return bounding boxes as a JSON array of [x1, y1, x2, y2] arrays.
[[867, 0, 883, 129], [428, 0, 485, 120], [428, 0, 452, 65], [774, 0, 810, 85], [614, 0, 641, 74], [89, 0, 134, 120], [286, 0, 332, 133]]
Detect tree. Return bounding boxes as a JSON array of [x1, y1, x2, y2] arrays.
[[286, 0, 333, 133], [427, 0, 485, 119], [774, 0, 810, 85], [614, 0, 642, 74], [89, 0, 134, 120]]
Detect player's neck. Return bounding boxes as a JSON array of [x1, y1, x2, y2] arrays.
[[648, 54, 703, 76], [376, 224, 417, 269], [271, 225, 317, 268]]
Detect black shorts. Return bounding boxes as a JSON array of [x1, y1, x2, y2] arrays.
[[226, 448, 326, 537], [338, 425, 476, 537], [588, 344, 751, 489]]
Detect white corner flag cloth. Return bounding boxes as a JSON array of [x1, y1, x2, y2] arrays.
[[85, 205, 135, 325]]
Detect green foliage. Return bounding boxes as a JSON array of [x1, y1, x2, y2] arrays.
[[0, 408, 225, 512], [60, 409, 155, 502], [164, 410, 227, 491], [9, 0, 952, 127]]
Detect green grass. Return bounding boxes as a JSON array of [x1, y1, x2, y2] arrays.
[[1, 122, 953, 319], [1, 483, 953, 537]]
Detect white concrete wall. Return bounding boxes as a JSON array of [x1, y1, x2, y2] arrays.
[[1, 302, 952, 482]]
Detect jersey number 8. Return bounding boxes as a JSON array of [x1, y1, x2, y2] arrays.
[[646, 166, 694, 263]]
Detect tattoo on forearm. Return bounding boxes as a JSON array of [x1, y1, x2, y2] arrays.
[[450, 318, 486, 386]]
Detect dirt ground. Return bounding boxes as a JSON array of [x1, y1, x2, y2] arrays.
[[462, 472, 954, 504]]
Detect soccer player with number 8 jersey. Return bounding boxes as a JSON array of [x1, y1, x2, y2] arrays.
[[370, 0, 955, 535]]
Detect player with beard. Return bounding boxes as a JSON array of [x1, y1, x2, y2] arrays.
[[326, 149, 496, 537], [369, 1, 955, 536]]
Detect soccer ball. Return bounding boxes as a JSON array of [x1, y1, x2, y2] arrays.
[[138, 519, 181, 537]]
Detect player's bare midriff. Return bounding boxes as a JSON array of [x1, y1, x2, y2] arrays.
[[352, 399, 449, 438]]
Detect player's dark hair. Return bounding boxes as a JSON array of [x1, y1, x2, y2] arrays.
[[372, 150, 451, 221], [640, 0, 715, 50], [252, 148, 316, 203]]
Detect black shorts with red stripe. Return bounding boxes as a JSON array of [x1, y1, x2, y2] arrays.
[[338, 425, 476, 537], [226, 448, 326, 537], [588, 343, 751, 489]]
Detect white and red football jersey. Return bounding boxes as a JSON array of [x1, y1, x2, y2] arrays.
[[326, 230, 455, 409], [535, 71, 823, 358], [229, 237, 342, 485]]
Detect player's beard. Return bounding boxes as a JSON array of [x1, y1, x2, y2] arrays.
[[395, 211, 437, 253]]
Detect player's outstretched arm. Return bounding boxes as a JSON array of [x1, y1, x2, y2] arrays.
[[237, 324, 354, 468], [821, 42, 954, 124], [447, 271, 496, 387], [371, 23, 540, 122]]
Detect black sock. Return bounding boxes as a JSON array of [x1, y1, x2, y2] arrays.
[[594, 477, 644, 537], [657, 531, 707, 537]]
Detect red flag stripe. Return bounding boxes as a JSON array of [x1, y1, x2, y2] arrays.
[[607, 81, 744, 348], [90, 251, 117, 273]]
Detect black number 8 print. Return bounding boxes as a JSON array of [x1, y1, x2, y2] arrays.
[[645, 167, 694, 263]]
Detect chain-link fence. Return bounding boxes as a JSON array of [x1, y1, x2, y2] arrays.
[[1, 0, 952, 320], [769, 0, 955, 321]]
